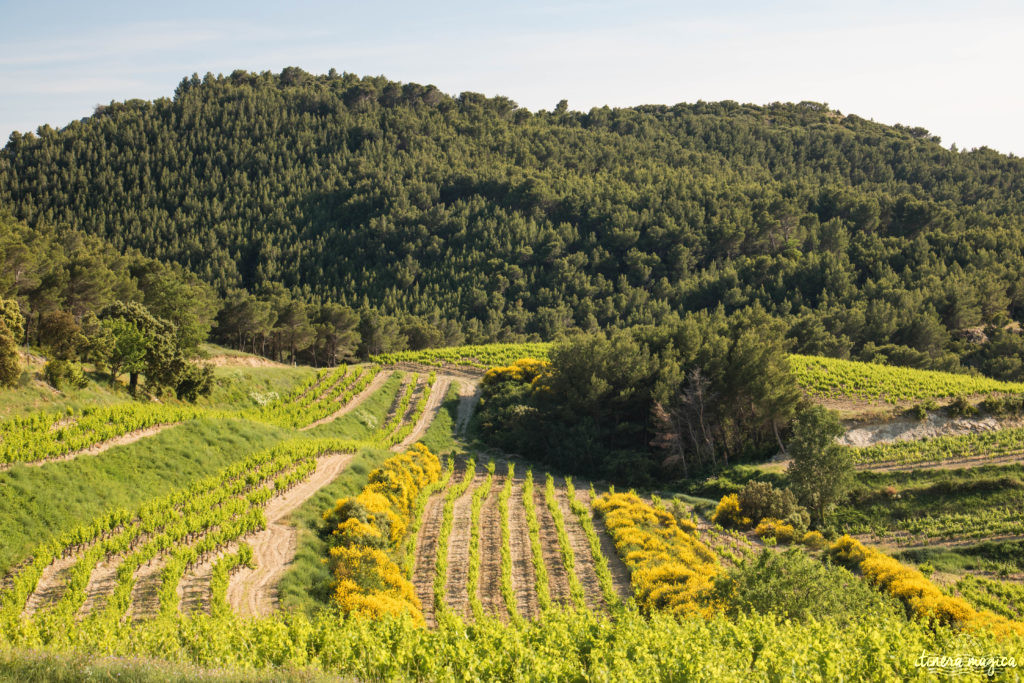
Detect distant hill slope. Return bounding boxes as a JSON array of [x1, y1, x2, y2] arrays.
[[5, 68, 1024, 374]]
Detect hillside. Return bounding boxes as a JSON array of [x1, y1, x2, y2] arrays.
[[4, 69, 1024, 377], [0, 347, 1022, 680]]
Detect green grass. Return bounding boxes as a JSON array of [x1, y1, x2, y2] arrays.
[[0, 418, 290, 575], [420, 381, 461, 455], [200, 364, 317, 411], [834, 465, 1024, 538], [0, 360, 131, 419], [275, 446, 395, 614], [896, 539, 1024, 575], [307, 371, 403, 440]]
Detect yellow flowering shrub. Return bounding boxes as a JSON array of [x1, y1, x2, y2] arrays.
[[829, 535, 1024, 637], [801, 530, 827, 550], [482, 358, 551, 386], [330, 546, 423, 623], [593, 491, 722, 617], [324, 444, 441, 623], [711, 494, 752, 530], [753, 518, 797, 544]]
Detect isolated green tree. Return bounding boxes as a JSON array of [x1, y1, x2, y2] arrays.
[[786, 405, 852, 525]]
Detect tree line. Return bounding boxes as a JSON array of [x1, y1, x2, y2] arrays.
[[4, 68, 1024, 378]]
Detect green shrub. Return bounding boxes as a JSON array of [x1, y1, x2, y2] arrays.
[[714, 548, 902, 624], [43, 359, 89, 390], [737, 480, 803, 522], [947, 395, 978, 417]]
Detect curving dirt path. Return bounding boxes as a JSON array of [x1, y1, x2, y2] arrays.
[[444, 466, 483, 619], [397, 377, 452, 450], [223, 451, 356, 617], [1, 423, 182, 472], [477, 473, 507, 622], [553, 480, 605, 612], [22, 555, 77, 617], [300, 370, 392, 431], [508, 475, 540, 619]]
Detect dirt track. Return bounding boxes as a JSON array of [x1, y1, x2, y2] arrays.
[[397, 378, 452, 450], [477, 474, 507, 621], [508, 475, 540, 619], [223, 452, 355, 616]]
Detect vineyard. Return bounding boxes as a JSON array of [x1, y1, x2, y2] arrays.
[[373, 343, 552, 369], [850, 426, 1024, 468], [2, 347, 1024, 679], [790, 354, 1024, 402]]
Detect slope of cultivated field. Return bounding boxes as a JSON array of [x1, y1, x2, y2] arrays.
[[410, 457, 632, 624]]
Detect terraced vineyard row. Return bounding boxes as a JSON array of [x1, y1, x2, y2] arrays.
[[411, 458, 632, 626], [850, 426, 1024, 468], [2, 370, 457, 621], [0, 364, 386, 467], [373, 343, 552, 369]]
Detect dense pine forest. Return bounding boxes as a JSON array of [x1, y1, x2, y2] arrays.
[[3, 68, 1024, 379]]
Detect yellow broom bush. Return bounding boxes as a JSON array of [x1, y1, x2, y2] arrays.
[[593, 491, 722, 617], [829, 535, 1024, 637], [753, 518, 797, 544], [710, 494, 752, 530], [323, 444, 441, 623]]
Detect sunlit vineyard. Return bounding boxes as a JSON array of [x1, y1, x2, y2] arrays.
[[851, 426, 1024, 467], [791, 354, 1024, 402], [373, 343, 552, 369]]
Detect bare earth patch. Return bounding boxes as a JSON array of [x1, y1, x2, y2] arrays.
[[444, 466, 483, 619], [508, 475, 540, 620], [224, 451, 355, 617]]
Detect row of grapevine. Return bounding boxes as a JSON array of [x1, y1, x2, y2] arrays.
[[565, 478, 621, 609], [372, 343, 552, 369], [374, 372, 437, 447], [467, 462, 495, 621], [7, 600, 1015, 679], [543, 474, 586, 609], [0, 365, 382, 466], [3, 438, 351, 620], [521, 470, 552, 611], [433, 460, 476, 618], [255, 365, 380, 429], [0, 402, 204, 466]]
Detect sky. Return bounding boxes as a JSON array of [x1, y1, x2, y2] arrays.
[[2, 0, 1023, 155]]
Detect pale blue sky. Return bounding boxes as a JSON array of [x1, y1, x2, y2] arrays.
[[3, 1, 1023, 154]]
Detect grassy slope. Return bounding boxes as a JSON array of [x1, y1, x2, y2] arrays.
[[0, 418, 290, 575]]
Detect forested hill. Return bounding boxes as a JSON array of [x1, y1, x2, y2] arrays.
[[4, 67, 1024, 375]]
